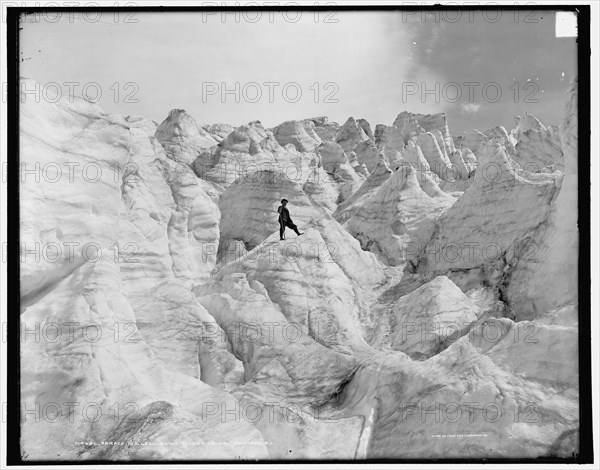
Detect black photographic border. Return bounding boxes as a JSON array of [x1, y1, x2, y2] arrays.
[[4, 3, 593, 465]]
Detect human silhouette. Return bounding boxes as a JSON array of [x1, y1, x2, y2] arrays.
[[277, 198, 303, 240]]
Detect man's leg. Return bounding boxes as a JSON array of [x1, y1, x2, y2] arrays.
[[279, 221, 285, 240], [287, 221, 302, 236]]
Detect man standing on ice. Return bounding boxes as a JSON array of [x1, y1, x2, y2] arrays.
[[277, 198, 303, 240]]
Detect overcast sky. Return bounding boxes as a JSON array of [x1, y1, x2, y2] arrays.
[[19, 9, 578, 134]]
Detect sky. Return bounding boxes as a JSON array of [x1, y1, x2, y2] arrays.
[[19, 9, 578, 135]]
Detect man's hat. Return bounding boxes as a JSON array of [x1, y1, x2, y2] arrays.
[[281, 198, 288, 203]]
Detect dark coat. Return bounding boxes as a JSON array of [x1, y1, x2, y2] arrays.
[[277, 205, 291, 223]]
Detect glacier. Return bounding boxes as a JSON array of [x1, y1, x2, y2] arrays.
[[18, 77, 579, 460]]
